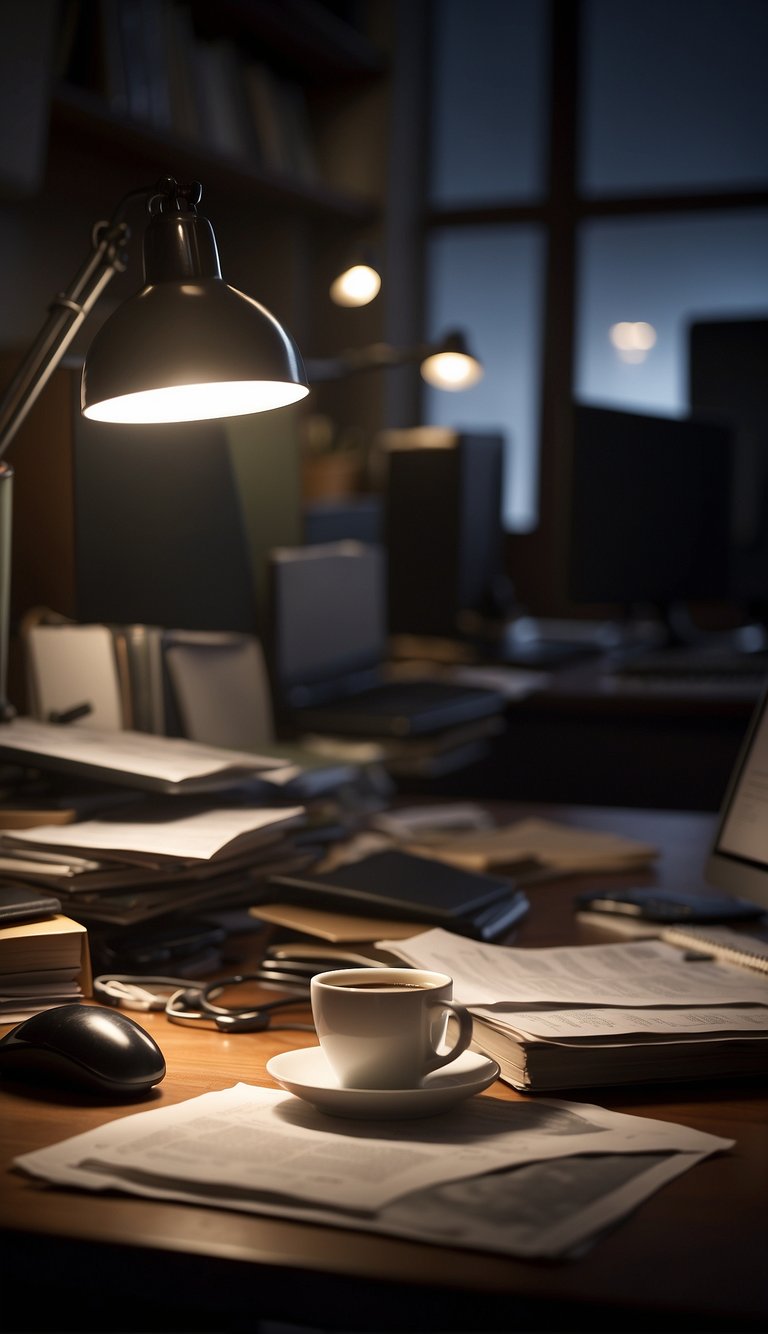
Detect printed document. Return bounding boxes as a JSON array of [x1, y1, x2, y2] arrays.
[[15, 1083, 731, 1259], [380, 929, 768, 1006]]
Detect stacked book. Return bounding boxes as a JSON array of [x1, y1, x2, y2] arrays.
[[0, 894, 91, 1022]]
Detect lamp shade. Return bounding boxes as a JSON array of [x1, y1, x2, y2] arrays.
[[420, 330, 484, 392], [82, 194, 308, 423]]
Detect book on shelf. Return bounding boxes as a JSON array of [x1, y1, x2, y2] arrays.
[[0, 915, 92, 1022], [383, 928, 768, 1093]]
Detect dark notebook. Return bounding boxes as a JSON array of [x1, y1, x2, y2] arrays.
[[267, 849, 529, 942], [268, 543, 506, 738], [0, 884, 62, 925]]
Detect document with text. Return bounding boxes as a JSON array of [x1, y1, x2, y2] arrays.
[[380, 929, 768, 1006], [15, 1083, 731, 1259]]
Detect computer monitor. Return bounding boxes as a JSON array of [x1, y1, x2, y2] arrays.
[[381, 430, 509, 638], [568, 404, 734, 615], [267, 541, 388, 707], [708, 686, 768, 911], [688, 318, 768, 607]]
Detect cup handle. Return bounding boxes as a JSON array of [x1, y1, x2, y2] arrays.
[[424, 1002, 473, 1074]]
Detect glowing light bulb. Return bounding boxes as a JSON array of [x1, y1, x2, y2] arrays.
[[330, 264, 382, 308], [420, 351, 484, 391], [609, 321, 657, 364]]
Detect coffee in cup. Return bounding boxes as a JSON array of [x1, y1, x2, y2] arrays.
[[310, 967, 473, 1090]]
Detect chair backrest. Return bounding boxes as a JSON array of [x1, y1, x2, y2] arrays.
[[22, 609, 127, 729], [163, 630, 275, 750]]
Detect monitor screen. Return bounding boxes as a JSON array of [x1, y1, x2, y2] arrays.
[[268, 541, 387, 702], [568, 404, 734, 607], [689, 318, 768, 605], [708, 687, 768, 911]]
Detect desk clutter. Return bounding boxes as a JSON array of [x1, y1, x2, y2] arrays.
[[1, 724, 766, 1273]]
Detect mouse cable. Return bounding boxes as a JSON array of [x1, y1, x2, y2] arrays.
[[94, 975, 199, 1011]]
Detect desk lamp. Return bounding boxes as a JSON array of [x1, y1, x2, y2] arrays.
[[305, 328, 483, 390], [0, 175, 309, 720]]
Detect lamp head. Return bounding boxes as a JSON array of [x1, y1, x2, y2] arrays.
[[420, 329, 484, 391], [81, 179, 309, 423]]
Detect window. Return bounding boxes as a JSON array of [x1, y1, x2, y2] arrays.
[[429, 0, 549, 207], [424, 225, 545, 531], [576, 210, 768, 416], [422, 0, 768, 569]]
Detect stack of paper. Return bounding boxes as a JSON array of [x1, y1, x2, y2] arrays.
[[0, 802, 310, 927], [0, 915, 92, 1021], [383, 928, 768, 1092]]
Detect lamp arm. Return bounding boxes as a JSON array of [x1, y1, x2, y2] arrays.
[[304, 341, 431, 383], [0, 217, 131, 461]]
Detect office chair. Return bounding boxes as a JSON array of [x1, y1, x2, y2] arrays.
[[163, 629, 275, 750]]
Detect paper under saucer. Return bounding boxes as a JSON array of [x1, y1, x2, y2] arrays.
[[266, 1046, 499, 1119]]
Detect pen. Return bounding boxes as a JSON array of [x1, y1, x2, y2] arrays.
[[48, 702, 93, 724]]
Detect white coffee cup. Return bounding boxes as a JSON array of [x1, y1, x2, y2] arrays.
[[310, 967, 473, 1090]]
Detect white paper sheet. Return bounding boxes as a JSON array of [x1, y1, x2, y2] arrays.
[[15, 1083, 731, 1257], [0, 718, 288, 782], [380, 929, 768, 1007], [474, 1005, 768, 1040], [4, 803, 304, 864]]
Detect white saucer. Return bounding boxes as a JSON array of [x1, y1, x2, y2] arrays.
[[266, 1046, 500, 1119]]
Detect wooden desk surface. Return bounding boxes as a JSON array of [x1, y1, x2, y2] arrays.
[[1, 804, 766, 1333]]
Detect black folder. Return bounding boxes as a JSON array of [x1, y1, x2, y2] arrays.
[[267, 849, 529, 942]]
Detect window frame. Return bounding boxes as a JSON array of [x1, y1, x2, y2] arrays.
[[403, 0, 768, 612]]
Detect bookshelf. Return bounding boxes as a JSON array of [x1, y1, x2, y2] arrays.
[[53, 0, 387, 219], [0, 1, 394, 710]]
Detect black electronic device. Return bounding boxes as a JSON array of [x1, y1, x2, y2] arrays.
[[382, 430, 508, 638], [708, 684, 768, 912], [568, 404, 734, 619], [688, 318, 768, 608], [98, 918, 227, 971], [0, 1004, 166, 1097], [267, 541, 506, 737], [575, 885, 763, 924]]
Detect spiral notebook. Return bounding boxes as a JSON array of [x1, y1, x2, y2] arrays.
[[660, 923, 768, 974]]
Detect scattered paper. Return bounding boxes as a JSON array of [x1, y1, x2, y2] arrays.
[[14, 1082, 732, 1258], [380, 929, 768, 1007], [0, 718, 289, 786], [404, 816, 657, 874], [3, 803, 304, 865]]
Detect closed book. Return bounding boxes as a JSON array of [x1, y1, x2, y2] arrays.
[[267, 849, 528, 940], [0, 915, 91, 995]]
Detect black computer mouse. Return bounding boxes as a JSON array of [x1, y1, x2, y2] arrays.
[[0, 1003, 166, 1097]]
